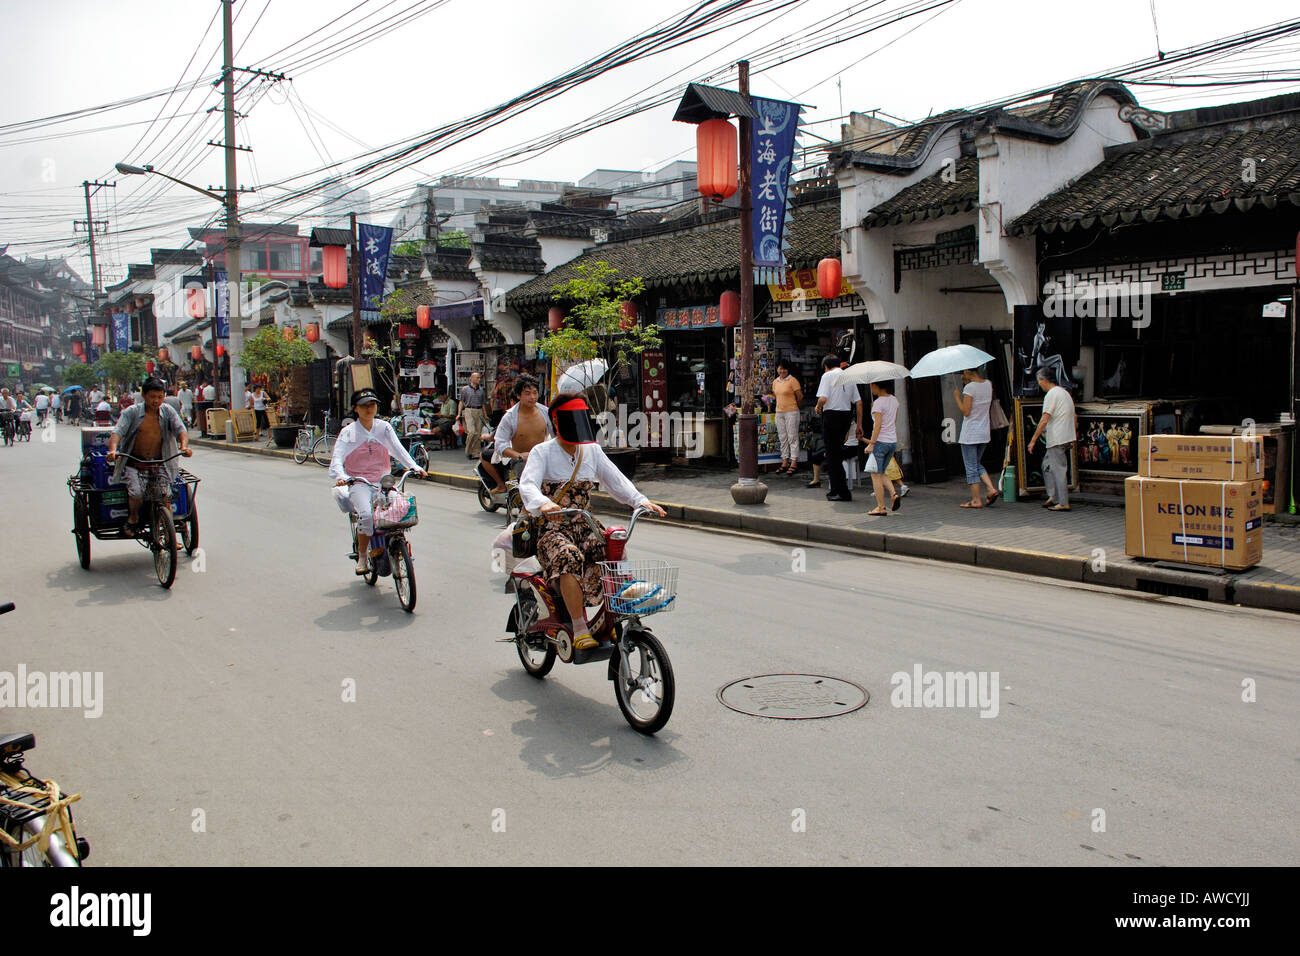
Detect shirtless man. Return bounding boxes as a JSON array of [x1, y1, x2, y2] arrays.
[[485, 374, 551, 493]]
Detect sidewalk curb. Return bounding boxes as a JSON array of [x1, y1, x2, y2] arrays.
[[191, 438, 1300, 614]]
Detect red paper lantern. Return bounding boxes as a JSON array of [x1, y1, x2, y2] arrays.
[[72, 341, 84, 357], [191, 345, 202, 361], [719, 290, 740, 328], [548, 306, 564, 331], [283, 326, 296, 341], [416, 305, 431, 329], [216, 344, 226, 358], [79, 354, 88, 364], [305, 323, 320, 343], [186, 286, 205, 319], [91, 325, 107, 347], [696, 118, 738, 203], [619, 300, 638, 331], [157, 347, 168, 362], [322, 246, 348, 289], [145, 360, 156, 374], [817, 258, 842, 301]]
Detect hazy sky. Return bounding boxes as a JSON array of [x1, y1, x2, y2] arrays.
[[3, 0, 1298, 286]]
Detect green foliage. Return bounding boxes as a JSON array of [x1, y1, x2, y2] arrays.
[[392, 240, 424, 258], [62, 363, 99, 388], [434, 231, 470, 249], [93, 350, 146, 390], [537, 261, 658, 385], [238, 325, 314, 384]]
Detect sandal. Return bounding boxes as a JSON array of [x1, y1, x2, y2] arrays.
[[573, 633, 599, 650], [985, 490, 1001, 506], [805, 479, 822, 488], [891, 493, 902, 512], [867, 508, 889, 516], [960, 501, 983, 508], [1048, 504, 1072, 511]]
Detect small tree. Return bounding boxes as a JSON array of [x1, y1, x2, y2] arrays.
[[62, 363, 99, 389], [238, 326, 314, 402], [94, 350, 146, 391], [537, 261, 658, 419]]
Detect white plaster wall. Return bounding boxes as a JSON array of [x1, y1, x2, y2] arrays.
[[537, 236, 589, 274]]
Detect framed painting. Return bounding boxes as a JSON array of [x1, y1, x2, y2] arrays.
[[1015, 398, 1078, 495], [1076, 411, 1144, 475]]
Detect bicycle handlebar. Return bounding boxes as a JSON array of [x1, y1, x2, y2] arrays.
[[345, 468, 418, 492], [116, 451, 186, 464], [538, 505, 655, 541]]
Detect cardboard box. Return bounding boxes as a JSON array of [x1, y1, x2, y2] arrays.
[[1140, 435, 1262, 481], [1125, 476, 1263, 570]]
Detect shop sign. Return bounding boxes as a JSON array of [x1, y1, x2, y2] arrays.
[[1262, 301, 1287, 318], [767, 267, 854, 303], [397, 323, 420, 339], [655, 305, 722, 329], [1160, 272, 1186, 292], [816, 303, 830, 317], [750, 96, 802, 284]]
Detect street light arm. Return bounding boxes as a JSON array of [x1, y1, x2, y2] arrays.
[[115, 162, 225, 203]]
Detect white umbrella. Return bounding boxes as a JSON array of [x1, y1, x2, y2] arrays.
[[556, 358, 609, 394], [909, 344, 995, 379], [834, 360, 912, 387]]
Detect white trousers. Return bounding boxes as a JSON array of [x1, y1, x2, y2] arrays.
[[775, 410, 800, 461]]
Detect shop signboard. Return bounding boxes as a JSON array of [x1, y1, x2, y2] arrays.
[[655, 305, 722, 329], [730, 326, 779, 464], [767, 267, 854, 303]]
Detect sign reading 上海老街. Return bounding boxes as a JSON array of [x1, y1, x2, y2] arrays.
[[214, 270, 230, 338], [749, 95, 802, 285], [359, 223, 393, 324], [111, 313, 129, 351]]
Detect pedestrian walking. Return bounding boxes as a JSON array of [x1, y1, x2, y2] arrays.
[[163, 386, 183, 421], [1027, 366, 1076, 511], [178, 383, 194, 427], [954, 367, 999, 508], [51, 390, 61, 422], [251, 384, 270, 435], [770, 359, 803, 475], [863, 381, 901, 516], [458, 371, 486, 460], [814, 355, 862, 502]]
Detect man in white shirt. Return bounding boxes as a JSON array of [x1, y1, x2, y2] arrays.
[[202, 383, 216, 402], [814, 354, 863, 502], [1027, 366, 1077, 511]]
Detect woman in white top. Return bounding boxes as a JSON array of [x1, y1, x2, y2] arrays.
[[863, 380, 901, 516], [518, 392, 666, 650], [954, 367, 999, 508], [251, 385, 270, 434]]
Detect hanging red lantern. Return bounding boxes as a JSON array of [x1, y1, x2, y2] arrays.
[[719, 290, 740, 328], [322, 245, 348, 289], [305, 323, 320, 344], [80, 354, 88, 364], [548, 306, 564, 331], [696, 118, 738, 203], [216, 344, 226, 358], [157, 347, 168, 362], [145, 360, 156, 374], [186, 287, 206, 319], [91, 325, 107, 347], [619, 300, 637, 331], [72, 340, 84, 357], [817, 258, 842, 301], [283, 326, 296, 342], [416, 305, 431, 329], [191, 345, 202, 361]]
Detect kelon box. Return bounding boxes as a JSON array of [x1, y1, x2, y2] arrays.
[[1139, 435, 1263, 481], [1124, 476, 1263, 570]]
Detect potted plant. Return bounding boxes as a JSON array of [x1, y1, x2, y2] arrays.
[[239, 325, 314, 447], [537, 262, 657, 478]]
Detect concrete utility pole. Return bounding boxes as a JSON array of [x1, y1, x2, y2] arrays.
[[75, 180, 112, 353], [732, 59, 765, 504], [222, 0, 244, 402]]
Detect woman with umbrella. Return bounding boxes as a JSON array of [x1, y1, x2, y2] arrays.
[[953, 366, 999, 507]]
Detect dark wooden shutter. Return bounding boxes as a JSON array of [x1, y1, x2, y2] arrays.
[[903, 328, 947, 483]]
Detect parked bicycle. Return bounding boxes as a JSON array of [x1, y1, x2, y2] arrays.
[[0, 602, 90, 867], [292, 420, 318, 464], [311, 412, 349, 467]]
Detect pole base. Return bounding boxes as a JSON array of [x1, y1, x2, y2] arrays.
[[730, 479, 769, 506]]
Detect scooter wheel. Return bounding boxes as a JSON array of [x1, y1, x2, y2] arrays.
[[477, 484, 501, 513]]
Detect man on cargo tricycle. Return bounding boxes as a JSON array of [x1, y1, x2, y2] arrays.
[[105, 377, 192, 537]]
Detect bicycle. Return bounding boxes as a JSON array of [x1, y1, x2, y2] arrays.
[[292, 420, 317, 464], [312, 412, 350, 467], [343, 470, 419, 613], [0, 410, 14, 447], [0, 602, 90, 867]]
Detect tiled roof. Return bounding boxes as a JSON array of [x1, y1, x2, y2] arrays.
[[474, 235, 545, 274], [1009, 122, 1300, 236], [861, 157, 977, 229], [507, 200, 840, 308], [424, 246, 476, 281]]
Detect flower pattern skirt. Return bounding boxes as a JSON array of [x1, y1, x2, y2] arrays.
[[535, 479, 606, 603]]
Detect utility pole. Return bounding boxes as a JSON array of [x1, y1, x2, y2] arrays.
[[221, 0, 244, 403], [733, 59, 763, 501], [75, 180, 112, 353]]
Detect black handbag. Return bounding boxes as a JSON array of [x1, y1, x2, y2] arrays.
[[510, 448, 583, 559]]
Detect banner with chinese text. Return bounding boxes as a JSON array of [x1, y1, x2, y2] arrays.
[[359, 223, 393, 324], [111, 313, 129, 352], [749, 96, 802, 284], [768, 267, 854, 302]]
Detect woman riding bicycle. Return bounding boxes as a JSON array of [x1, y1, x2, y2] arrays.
[[329, 389, 426, 575], [517, 392, 665, 650]]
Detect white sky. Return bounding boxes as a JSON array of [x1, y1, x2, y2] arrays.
[[3, 0, 1298, 286]]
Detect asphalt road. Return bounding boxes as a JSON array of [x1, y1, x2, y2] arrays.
[[3, 424, 1296, 865]]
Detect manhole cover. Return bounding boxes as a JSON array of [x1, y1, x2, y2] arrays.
[[717, 674, 869, 720]]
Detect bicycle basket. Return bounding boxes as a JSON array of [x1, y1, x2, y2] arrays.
[[599, 559, 678, 616], [373, 492, 418, 530]]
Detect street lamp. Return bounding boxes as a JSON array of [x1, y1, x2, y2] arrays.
[[116, 161, 242, 404]]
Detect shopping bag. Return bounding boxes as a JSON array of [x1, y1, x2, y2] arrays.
[[989, 399, 1009, 430], [885, 456, 903, 482]]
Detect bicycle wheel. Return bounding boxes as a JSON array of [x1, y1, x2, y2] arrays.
[[292, 429, 313, 464], [312, 434, 336, 467], [391, 538, 416, 613], [181, 502, 199, 556], [152, 505, 177, 589], [73, 498, 91, 570], [613, 628, 675, 735], [410, 441, 429, 472], [0, 811, 83, 867]]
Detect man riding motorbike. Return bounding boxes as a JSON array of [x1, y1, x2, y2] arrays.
[[517, 392, 666, 650], [329, 389, 427, 575], [482, 373, 551, 493]]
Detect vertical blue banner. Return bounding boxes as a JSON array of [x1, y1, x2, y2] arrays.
[[214, 270, 230, 339], [111, 312, 130, 352], [749, 96, 802, 284], [358, 223, 393, 323]]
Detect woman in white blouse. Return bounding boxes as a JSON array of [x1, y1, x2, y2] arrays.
[[518, 392, 666, 649]]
